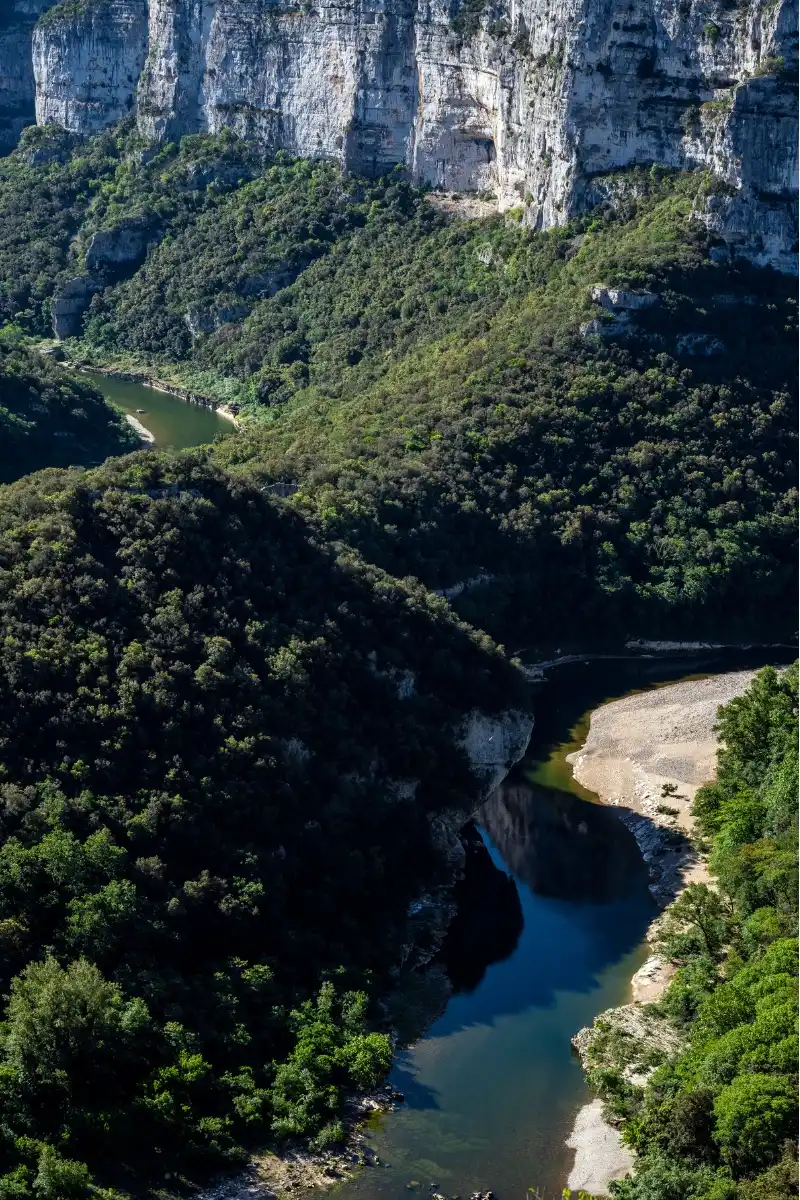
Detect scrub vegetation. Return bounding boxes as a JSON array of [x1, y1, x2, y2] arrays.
[[0, 125, 795, 645], [595, 666, 799, 1198], [0, 119, 795, 1196]]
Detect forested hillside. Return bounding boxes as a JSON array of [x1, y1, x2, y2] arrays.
[[0, 118, 796, 1197], [589, 666, 799, 1198], [0, 123, 795, 645], [0, 326, 137, 481], [0, 451, 528, 1197]]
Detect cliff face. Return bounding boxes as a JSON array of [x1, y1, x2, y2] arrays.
[[11, 0, 800, 268], [0, 1, 55, 153], [32, 1, 147, 133]]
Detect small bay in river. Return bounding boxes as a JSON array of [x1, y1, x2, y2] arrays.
[[81, 370, 232, 450]]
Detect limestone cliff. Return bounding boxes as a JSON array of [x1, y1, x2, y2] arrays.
[[0, 1, 54, 153], [6, 0, 798, 268]]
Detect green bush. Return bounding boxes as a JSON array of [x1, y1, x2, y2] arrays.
[[612, 668, 798, 1194]]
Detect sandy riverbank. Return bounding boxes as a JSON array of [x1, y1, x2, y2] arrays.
[[125, 412, 155, 443], [564, 669, 757, 1197]]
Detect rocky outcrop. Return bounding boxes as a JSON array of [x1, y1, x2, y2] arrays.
[[32, 0, 147, 133], [458, 708, 533, 797], [2, 0, 794, 270], [590, 286, 659, 312], [50, 274, 100, 338], [572, 1002, 683, 1083], [84, 218, 154, 273]]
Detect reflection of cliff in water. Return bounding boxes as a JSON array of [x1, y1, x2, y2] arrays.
[[440, 824, 523, 994], [479, 778, 648, 903]]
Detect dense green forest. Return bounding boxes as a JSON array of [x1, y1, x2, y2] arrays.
[[585, 666, 798, 1198], [0, 123, 795, 644], [0, 326, 137, 481], [0, 120, 796, 1197], [0, 451, 528, 1196]]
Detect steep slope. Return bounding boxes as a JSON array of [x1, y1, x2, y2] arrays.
[[0, 0, 793, 267], [0, 131, 793, 644], [0, 328, 138, 481], [0, 1, 55, 154], [0, 451, 531, 1195]]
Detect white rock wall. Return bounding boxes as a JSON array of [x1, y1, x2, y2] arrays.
[[16, 0, 800, 269], [32, 0, 148, 132]]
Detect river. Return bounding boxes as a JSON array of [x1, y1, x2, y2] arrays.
[[337, 649, 790, 1200], [82, 370, 232, 449], [77, 380, 785, 1196]]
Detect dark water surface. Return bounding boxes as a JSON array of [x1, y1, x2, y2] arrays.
[[338, 650, 789, 1199], [82, 370, 231, 449]]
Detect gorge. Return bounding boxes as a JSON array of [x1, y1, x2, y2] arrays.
[[0, 0, 796, 1194], [0, 0, 796, 271]]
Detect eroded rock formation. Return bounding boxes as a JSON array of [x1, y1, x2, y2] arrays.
[[1, 0, 795, 268]]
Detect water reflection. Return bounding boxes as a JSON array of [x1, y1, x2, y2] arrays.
[[440, 823, 524, 994], [480, 777, 648, 903], [432, 776, 655, 1042]]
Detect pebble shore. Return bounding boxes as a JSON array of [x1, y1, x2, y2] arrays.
[[563, 670, 757, 1196]]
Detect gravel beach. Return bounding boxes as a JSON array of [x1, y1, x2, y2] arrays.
[[564, 669, 757, 1197]]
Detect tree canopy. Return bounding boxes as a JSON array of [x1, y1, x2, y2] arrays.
[[0, 452, 528, 1195]]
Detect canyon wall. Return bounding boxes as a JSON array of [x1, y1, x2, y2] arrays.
[[0, 0, 54, 152], [3, 0, 796, 268]]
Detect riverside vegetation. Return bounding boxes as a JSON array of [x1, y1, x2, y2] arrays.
[[0, 451, 527, 1198], [0, 123, 796, 644], [0, 120, 796, 1198], [584, 666, 798, 1199]]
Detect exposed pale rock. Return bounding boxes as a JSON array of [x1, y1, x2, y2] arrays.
[[590, 285, 659, 311], [32, 0, 148, 133], [85, 218, 152, 272], [631, 953, 674, 1002], [15, 0, 796, 271], [51, 274, 101, 338], [458, 708, 532, 798]]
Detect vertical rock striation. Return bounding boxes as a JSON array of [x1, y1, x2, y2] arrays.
[[0, 0, 57, 153], [32, 0, 148, 132], [7, 0, 797, 269]]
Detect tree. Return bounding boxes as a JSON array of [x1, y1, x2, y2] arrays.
[[2, 958, 151, 1137], [657, 884, 733, 963], [713, 1073, 797, 1176]]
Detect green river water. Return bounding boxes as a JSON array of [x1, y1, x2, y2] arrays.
[[83, 370, 231, 449], [85, 375, 785, 1199]]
